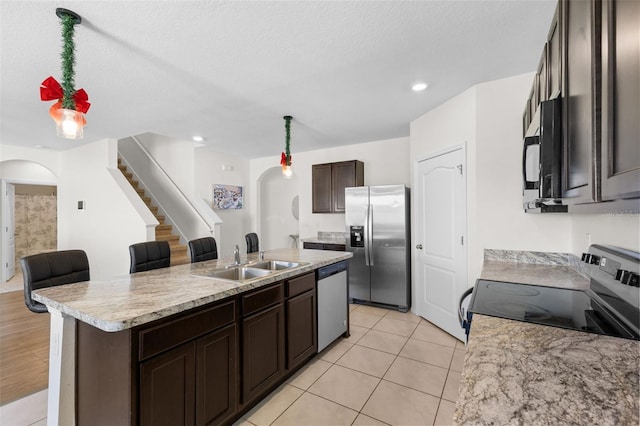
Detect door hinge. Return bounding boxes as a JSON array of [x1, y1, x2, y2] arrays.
[[461, 236, 464, 245], [457, 164, 463, 175]]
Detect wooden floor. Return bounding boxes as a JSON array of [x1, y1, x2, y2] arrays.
[[0, 290, 50, 406]]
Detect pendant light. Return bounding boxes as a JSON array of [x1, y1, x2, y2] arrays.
[[281, 115, 293, 178], [40, 8, 91, 140]]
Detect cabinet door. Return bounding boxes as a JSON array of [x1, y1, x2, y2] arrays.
[[242, 303, 285, 403], [140, 343, 196, 426], [600, 0, 640, 200], [286, 290, 317, 370], [312, 164, 333, 213], [332, 161, 364, 212], [196, 324, 237, 426], [562, 0, 597, 203], [547, 4, 562, 99]]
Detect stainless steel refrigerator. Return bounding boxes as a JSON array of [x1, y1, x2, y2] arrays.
[[345, 185, 410, 312]]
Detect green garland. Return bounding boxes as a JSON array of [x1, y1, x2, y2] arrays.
[[284, 116, 292, 164], [60, 14, 76, 109]]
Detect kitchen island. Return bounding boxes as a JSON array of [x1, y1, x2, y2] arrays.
[[32, 248, 351, 426], [454, 253, 640, 425]]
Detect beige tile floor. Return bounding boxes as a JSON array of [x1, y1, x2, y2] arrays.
[[236, 304, 465, 426]]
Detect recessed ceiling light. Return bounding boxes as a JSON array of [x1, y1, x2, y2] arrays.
[[192, 135, 204, 142], [412, 82, 428, 92]]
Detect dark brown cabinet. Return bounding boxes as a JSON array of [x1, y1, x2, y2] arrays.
[[285, 273, 317, 370], [140, 342, 196, 426], [561, 0, 597, 204], [312, 160, 364, 213], [139, 302, 238, 426], [521, 0, 639, 212], [547, 4, 562, 100], [195, 324, 237, 425], [600, 0, 640, 201], [241, 283, 285, 404], [302, 242, 346, 251], [312, 163, 333, 213], [73, 266, 351, 426]]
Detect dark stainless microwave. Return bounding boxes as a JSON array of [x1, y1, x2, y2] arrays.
[[522, 97, 567, 213]]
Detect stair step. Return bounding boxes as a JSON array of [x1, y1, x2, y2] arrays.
[[155, 214, 165, 223], [171, 245, 188, 255], [136, 188, 145, 196], [142, 197, 152, 205], [130, 180, 139, 189], [156, 224, 172, 233], [157, 234, 180, 243]]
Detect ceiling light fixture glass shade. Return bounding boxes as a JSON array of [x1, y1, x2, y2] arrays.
[[281, 115, 294, 178], [54, 108, 85, 139]]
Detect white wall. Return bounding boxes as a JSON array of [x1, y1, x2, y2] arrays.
[[250, 137, 411, 240], [135, 133, 195, 197], [571, 214, 640, 255], [410, 73, 573, 286], [474, 74, 572, 268], [58, 139, 152, 279], [410, 85, 479, 285], [194, 146, 251, 258]]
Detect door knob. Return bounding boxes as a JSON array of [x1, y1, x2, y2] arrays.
[[416, 244, 423, 249]]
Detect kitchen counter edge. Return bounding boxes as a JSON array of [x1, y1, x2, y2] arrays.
[[32, 249, 351, 332]]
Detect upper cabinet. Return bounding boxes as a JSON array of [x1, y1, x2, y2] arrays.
[[523, 0, 639, 212], [600, 0, 640, 201], [561, 0, 596, 204], [312, 160, 364, 213]]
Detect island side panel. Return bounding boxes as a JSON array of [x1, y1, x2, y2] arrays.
[[76, 322, 135, 425]]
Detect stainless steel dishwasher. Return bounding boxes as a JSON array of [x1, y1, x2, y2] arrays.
[[317, 261, 349, 352]]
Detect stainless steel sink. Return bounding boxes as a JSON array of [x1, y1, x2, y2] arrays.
[[250, 260, 306, 270], [208, 267, 272, 281]]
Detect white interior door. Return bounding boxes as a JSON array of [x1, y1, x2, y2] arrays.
[[3, 182, 16, 281], [414, 147, 467, 341]]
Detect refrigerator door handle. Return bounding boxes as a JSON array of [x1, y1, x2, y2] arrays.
[[364, 205, 370, 266], [368, 205, 374, 267]]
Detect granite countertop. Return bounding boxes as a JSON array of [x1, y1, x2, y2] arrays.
[[454, 252, 639, 425], [480, 260, 590, 289], [301, 231, 346, 245], [32, 248, 351, 333], [455, 315, 639, 425]]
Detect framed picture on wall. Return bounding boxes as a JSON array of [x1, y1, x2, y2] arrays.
[[213, 184, 243, 210]]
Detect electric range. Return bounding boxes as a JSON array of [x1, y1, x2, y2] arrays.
[[464, 245, 640, 341]]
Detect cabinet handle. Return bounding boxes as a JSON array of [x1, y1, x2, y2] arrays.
[[416, 244, 423, 250]]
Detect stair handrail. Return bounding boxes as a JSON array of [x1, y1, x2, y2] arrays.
[[128, 135, 217, 236]]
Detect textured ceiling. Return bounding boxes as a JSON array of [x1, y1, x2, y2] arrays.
[[0, 0, 556, 158]]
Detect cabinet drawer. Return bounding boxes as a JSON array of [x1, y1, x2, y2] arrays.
[[323, 243, 345, 251], [242, 283, 284, 317], [139, 300, 235, 361], [286, 273, 315, 298], [303, 242, 324, 250]]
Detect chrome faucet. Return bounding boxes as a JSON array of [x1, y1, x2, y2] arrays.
[[234, 245, 241, 265]]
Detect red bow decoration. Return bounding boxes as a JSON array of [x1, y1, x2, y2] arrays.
[[40, 76, 91, 114], [281, 152, 292, 167]]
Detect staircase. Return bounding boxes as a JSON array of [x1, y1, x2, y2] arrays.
[[118, 159, 189, 266]]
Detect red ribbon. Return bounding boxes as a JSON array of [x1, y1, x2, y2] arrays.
[[280, 152, 292, 167], [40, 76, 91, 114]]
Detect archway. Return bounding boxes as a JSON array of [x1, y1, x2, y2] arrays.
[[258, 167, 299, 250]]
